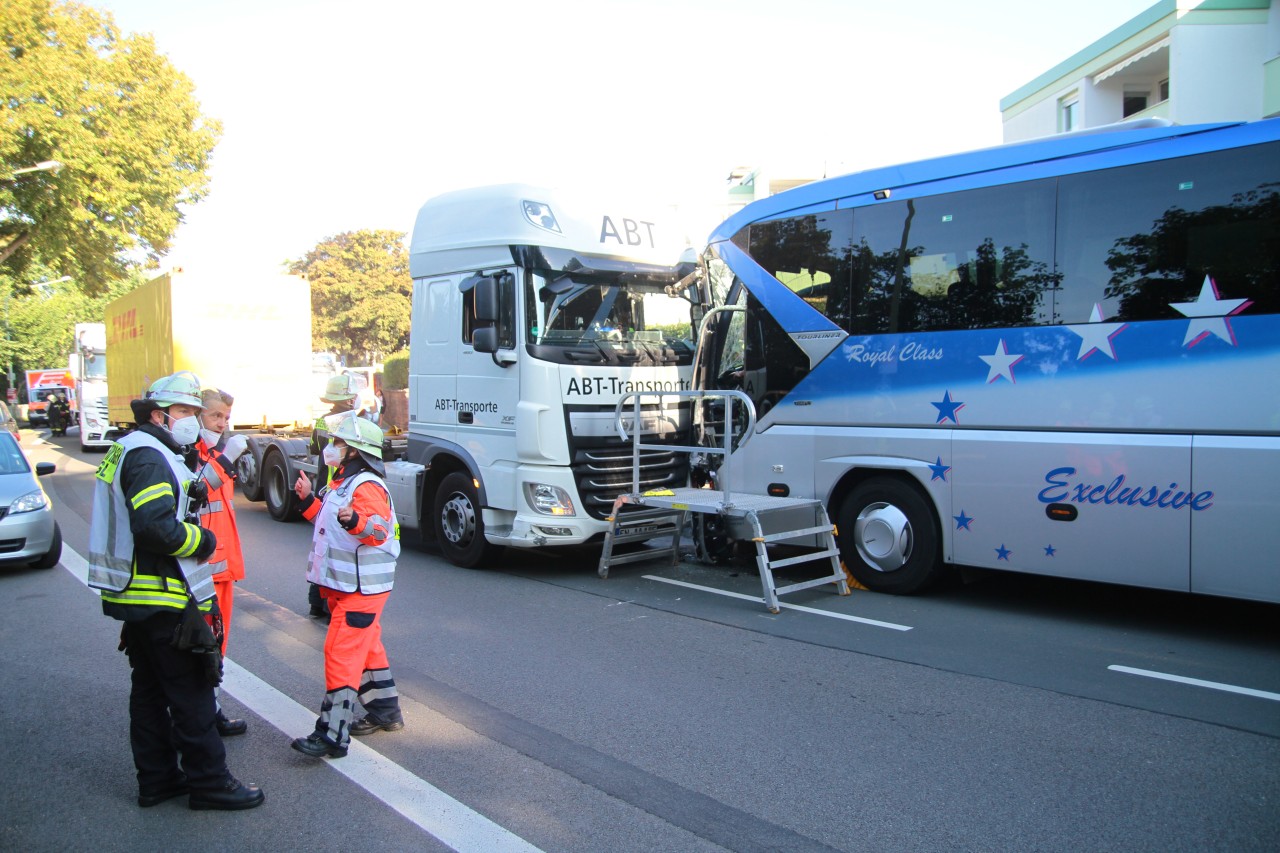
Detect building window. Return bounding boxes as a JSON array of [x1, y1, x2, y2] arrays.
[[1158, 78, 1170, 102], [1059, 95, 1079, 132], [1123, 87, 1150, 118]]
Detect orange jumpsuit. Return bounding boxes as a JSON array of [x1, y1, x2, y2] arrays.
[[299, 459, 401, 747], [196, 438, 245, 657]]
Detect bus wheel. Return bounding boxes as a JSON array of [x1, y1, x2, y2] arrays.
[[434, 472, 502, 568], [837, 478, 940, 594]]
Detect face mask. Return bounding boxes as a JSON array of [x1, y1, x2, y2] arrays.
[[200, 428, 222, 449], [322, 444, 344, 467], [167, 413, 201, 446]]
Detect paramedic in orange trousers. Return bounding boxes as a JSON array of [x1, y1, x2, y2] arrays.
[[195, 387, 251, 736], [290, 413, 404, 758]]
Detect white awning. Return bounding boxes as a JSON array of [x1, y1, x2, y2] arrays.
[[1093, 37, 1171, 84]]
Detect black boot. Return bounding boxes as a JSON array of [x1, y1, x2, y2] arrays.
[[216, 711, 247, 737], [188, 776, 265, 811]]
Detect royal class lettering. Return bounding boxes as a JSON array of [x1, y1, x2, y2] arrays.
[[1038, 467, 1214, 511], [566, 377, 692, 396], [434, 399, 499, 414], [599, 216, 656, 249], [847, 342, 944, 365]]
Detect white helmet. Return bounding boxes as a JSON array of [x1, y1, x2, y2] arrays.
[[145, 371, 203, 409]]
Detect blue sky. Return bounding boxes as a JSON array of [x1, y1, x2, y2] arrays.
[[90, 0, 1158, 274]]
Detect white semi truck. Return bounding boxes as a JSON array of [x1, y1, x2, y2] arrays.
[[69, 322, 111, 451], [384, 184, 700, 567]]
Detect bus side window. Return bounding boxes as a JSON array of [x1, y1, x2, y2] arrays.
[[1057, 141, 1280, 323]]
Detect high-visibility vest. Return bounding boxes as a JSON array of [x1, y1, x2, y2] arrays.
[[88, 431, 216, 607], [306, 471, 399, 595], [196, 440, 245, 582]]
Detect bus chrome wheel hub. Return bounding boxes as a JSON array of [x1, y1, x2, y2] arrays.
[[853, 501, 913, 572]]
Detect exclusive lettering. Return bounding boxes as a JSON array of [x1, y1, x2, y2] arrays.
[[1038, 468, 1214, 511]]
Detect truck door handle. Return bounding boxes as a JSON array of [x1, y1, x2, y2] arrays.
[[458, 411, 473, 424]]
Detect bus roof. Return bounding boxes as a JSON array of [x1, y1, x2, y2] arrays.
[[410, 183, 688, 278], [709, 119, 1280, 243]]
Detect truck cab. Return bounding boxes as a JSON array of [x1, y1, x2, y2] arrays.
[[396, 184, 700, 567], [70, 323, 111, 451]]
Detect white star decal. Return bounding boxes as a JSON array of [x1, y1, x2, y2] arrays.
[[1068, 304, 1127, 361], [1170, 275, 1251, 347], [979, 339, 1024, 383]]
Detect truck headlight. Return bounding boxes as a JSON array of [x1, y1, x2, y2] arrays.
[[10, 489, 49, 514], [524, 483, 575, 516]]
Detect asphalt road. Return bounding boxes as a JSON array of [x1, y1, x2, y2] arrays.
[[3, 427, 1277, 852]]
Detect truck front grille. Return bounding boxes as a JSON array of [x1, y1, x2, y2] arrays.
[[571, 445, 687, 520]]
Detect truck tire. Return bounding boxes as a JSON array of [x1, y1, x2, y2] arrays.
[[836, 477, 942, 595], [237, 446, 264, 502], [434, 472, 502, 568], [264, 451, 300, 522]]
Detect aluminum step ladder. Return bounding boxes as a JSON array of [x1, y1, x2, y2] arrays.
[[597, 389, 851, 614]]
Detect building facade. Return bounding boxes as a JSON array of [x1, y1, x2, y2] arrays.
[[1001, 0, 1280, 142]]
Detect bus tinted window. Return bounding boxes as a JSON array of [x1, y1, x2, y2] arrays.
[[747, 211, 853, 320], [1057, 141, 1280, 323], [848, 180, 1057, 335]]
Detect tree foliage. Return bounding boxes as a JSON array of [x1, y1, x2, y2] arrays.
[[289, 229, 411, 363], [0, 264, 143, 398], [0, 0, 222, 293]]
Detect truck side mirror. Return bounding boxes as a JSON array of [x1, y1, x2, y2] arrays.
[[474, 277, 499, 323], [472, 326, 499, 354]]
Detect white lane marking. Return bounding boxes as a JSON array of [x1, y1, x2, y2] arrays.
[[643, 575, 913, 631], [59, 546, 544, 853], [1108, 665, 1280, 702]]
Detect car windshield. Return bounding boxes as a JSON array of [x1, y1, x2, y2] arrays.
[[0, 435, 30, 475]]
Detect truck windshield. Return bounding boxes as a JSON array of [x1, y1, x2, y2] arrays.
[[84, 354, 107, 380], [526, 272, 696, 366]]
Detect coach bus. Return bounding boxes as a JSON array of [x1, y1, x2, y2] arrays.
[[696, 118, 1279, 603]]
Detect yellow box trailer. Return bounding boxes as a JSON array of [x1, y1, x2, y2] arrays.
[[106, 270, 315, 430]]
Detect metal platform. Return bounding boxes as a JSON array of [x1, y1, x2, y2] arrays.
[[599, 488, 850, 614], [597, 389, 851, 613]]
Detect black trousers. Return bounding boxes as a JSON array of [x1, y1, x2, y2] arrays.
[[122, 613, 228, 792]]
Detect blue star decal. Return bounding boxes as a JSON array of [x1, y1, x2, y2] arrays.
[[931, 391, 964, 424], [1044, 544, 1056, 557], [995, 544, 1011, 561], [928, 456, 951, 481], [953, 511, 973, 530]]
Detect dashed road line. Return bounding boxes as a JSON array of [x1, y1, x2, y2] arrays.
[[1108, 665, 1280, 702], [643, 574, 913, 631]]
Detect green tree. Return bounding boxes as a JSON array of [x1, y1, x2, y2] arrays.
[[1, 0, 222, 293], [0, 265, 142, 399], [289, 229, 411, 363]]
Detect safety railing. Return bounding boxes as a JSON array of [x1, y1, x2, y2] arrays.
[[613, 389, 757, 506]]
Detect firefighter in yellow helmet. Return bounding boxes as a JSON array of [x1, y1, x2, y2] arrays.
[[291, 413, 403, 757], [89, 371, 264, 810]]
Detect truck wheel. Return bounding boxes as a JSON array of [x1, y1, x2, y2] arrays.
[[237, 447, 264, 501], [32, 523, 62, 570], [836, 477, 941, 595], [264, 451, 300, 522], [434, 472, 502, 568]]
